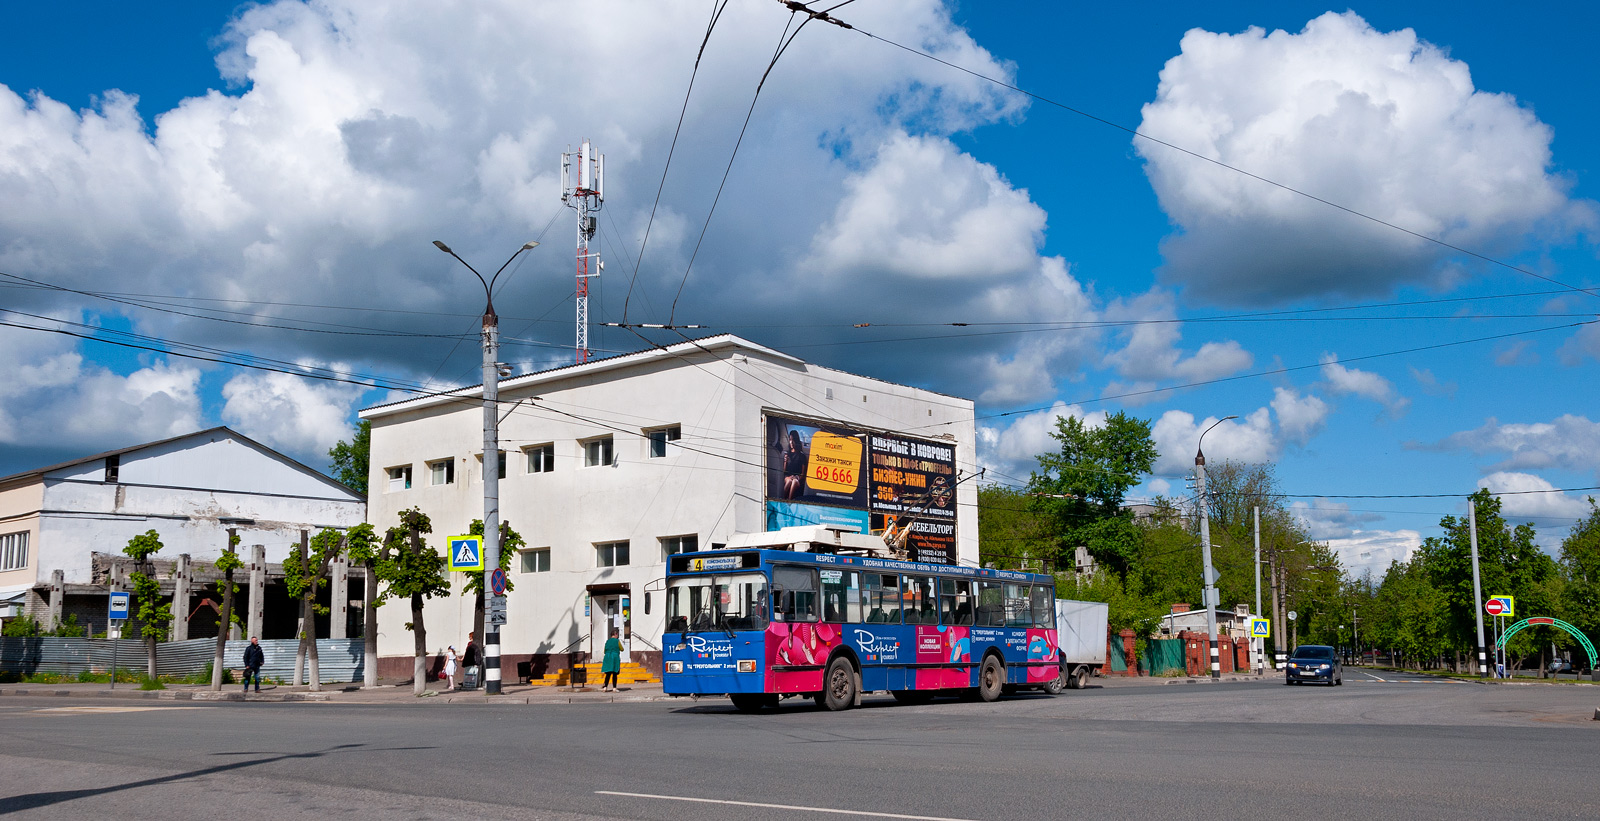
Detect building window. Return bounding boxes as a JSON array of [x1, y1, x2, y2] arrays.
[[519, 548, 551, 573], [583, 436, 614, 467], [104, 454, 120, 484], [0, 532, 27, 571], [647, 425, 681, 458], [524, 444, 555, 474], [386, 465, 412, 492], [596, 541, 630, 567], [474, 451, 507, 481], [661, 534, 697, 559], [428, 459, 454, 486]]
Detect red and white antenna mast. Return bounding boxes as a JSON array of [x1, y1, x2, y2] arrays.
[[560, 140, 604, 363]]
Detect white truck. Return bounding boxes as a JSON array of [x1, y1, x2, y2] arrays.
[[1048, 599, 1109, 693]]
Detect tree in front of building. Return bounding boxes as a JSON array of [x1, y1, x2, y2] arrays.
[[373, 509, 448, 695], [123, 529, 171, 679], [342, 523, 381, 689], [209, 532, 244, 692], [463, 519, 521, 636], [328, 420, 371, 494], [284, 528, 345, 692]]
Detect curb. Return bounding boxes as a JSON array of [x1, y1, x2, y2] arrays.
[[0, 687, 334, 702], [1163, 675, 1266, 685]]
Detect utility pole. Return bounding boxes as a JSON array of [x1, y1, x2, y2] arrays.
[[1468, 500, 1488, 679], [433, 238, 541, 696], [1254, 505, 1262, 674], [1194, 415, 1235, 679], [1270, 550, 1284, 669]]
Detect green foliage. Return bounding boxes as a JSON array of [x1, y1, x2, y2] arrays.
[[3, 617, 44, 637], [123, 529, 171, 644], [328, 420, 371, 494], [52, 614, 86, 638], [343, 522, 380, 566], [186, 660, 235, 685], [1560, 499, 1600, 640], [285, 528, 345, 617], [373, 508, 449, 614], [462, 519, 521, 596], [137, 675, 166, 690], [1026, 411, 1157, 575], [978, 484, 1053, 571]]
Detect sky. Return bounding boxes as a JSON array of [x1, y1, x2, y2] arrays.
[[1, 1, 1597, 577]]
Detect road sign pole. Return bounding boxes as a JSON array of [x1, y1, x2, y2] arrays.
[[1468, 502, 1488, 679], [1253, 505, 1262, 674]]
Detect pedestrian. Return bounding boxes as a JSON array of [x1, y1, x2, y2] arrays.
[[242, 636, 265, 693], [601, 627, 623, 692], [462, 632, 480, 689], [443, 645, 458, 690]]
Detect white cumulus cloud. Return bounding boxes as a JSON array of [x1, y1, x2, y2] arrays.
[[1150, 408, 1276, 475], [1270, 387, 1330, 444], [976, 402, 1106, 482], [1419, 415, 1600, 477], [220, 364, 370, 466], [1137, 11, 1586, 303], [1320, 354, 1409, 416], [1101, 290, 1252, 395]]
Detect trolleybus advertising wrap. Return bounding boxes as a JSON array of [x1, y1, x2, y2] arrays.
[[663, 547, 1058, 711]]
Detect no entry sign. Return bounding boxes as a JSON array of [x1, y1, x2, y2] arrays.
[[1485, 599, 1505, 616]]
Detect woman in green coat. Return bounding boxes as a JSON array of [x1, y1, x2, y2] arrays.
[[601, 627, 623, 692]]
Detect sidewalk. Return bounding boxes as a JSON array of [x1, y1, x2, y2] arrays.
[[0, 679, 672, 704]]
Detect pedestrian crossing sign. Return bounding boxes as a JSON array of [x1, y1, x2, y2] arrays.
[[449, 536, 483, 571], [1251, 618, 1271, 639]]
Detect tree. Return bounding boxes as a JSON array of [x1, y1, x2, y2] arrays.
[[1027, 412, 1157, 575], [209, 531, 243, 691], [464, 519, 521, 638], [342, 523, 381, 688], [123, 530, 170, 679], [978, 484, 1054, 570], [1559, 499, 1600, 648], [328, 420, 371, 494], [284, 528, 345, 691], [373, 509, 449, 695]]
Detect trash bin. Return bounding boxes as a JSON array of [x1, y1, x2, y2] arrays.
[[463, 665, 480, 690]]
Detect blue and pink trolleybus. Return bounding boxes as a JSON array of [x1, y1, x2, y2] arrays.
[[662, 527, 1061, 711]]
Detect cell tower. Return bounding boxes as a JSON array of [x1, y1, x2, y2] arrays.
[[560, 140, 604, 363]]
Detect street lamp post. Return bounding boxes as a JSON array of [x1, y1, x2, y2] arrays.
[[1195, 415, 1237, 680], [433, 238, 539, 696]]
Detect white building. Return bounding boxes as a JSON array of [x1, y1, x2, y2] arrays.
[[360, 335, 978, 679], [0, 428, 366, 637]]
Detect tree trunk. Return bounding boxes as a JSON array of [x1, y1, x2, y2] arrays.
[[411, 591, 427, 695], [147, 634, 158, 681], [363, 562, 378, 689], [211, 545, 235, 691]]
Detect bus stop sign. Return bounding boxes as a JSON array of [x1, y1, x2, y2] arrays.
[[108, 591, 131, 621]]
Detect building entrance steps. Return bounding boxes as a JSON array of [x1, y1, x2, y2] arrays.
[[527, 661, 657, 687]]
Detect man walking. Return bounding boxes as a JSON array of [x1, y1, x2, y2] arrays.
[[242, 637, 265, 693]]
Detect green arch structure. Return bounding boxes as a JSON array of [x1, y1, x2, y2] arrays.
[[1494, 617, 1598, 669]]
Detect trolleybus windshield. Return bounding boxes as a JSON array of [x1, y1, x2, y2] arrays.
[[665, 573, 768, 634]]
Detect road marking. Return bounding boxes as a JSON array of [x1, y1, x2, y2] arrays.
[[1362, 672, 1387, 682], [596, 791, 978, 821], [33, 706, 213, 714]]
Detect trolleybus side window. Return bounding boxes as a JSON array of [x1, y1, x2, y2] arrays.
[[976, 581, 1005, 626], [940, 578, 974, 626], [861, 573, 901, 624], [772, 565, 819, 623], [1030, 584, 1054, 628], [1004, 583, 1032, 627], [901, 575, 937, 625], [821, 568, 860, 623]]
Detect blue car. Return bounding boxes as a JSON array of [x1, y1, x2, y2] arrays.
[[1285, 645, 1342, 686]]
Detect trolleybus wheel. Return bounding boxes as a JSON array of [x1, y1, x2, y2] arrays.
[[890, 689, 935, 704], [823, 658, 857, 711], [978, 656, 1005, 702]]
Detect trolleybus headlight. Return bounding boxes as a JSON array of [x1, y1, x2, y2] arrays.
[[666, 661, 683, 674], [738, 660, 757, 673]]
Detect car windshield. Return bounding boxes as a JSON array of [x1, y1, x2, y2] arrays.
[[665, 573, 768, 632], [1292, 646, 1334, 660]]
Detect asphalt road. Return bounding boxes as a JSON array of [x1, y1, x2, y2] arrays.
[[2, 677, 1596, 820]]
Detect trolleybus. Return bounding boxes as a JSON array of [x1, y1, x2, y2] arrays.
[[662, 527, 1060, 711]]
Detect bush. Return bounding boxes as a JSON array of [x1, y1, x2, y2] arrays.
[[185, 660, 234, 685], [137, 675, 166, 690], [2, 617, 43, 638]]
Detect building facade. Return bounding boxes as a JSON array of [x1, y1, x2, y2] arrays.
[[0, 428, 367, 638], [361, 335, 979, 677]]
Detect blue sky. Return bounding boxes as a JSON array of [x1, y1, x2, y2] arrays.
[[1, 1, 1596, 574]]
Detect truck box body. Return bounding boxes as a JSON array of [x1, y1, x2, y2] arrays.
[[1055, 599, 1108, 666]]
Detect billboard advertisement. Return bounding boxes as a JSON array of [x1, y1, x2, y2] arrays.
[[765, 413, 958, 564], [765, 414, 869, 509], [867, 433, 957, 564]]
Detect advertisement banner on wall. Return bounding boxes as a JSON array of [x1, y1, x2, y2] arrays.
[[868, 433, 958, 564], [766, 415, 869, 509], [765, 501, 871, 532]]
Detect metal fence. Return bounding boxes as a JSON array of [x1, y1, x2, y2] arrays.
[[0, 637, 364, 683]]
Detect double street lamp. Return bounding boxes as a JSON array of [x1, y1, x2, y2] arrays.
[[433, 239, 539, 696], [1195, 415, 1236, 679]]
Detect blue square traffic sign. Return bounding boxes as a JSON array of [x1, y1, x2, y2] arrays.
[[449, 536, 484, 571], [108, 591, 131, 620]]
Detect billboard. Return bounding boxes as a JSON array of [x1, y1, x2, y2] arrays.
[[765, 413, 958, 564], [867, 433, 957, 564]]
